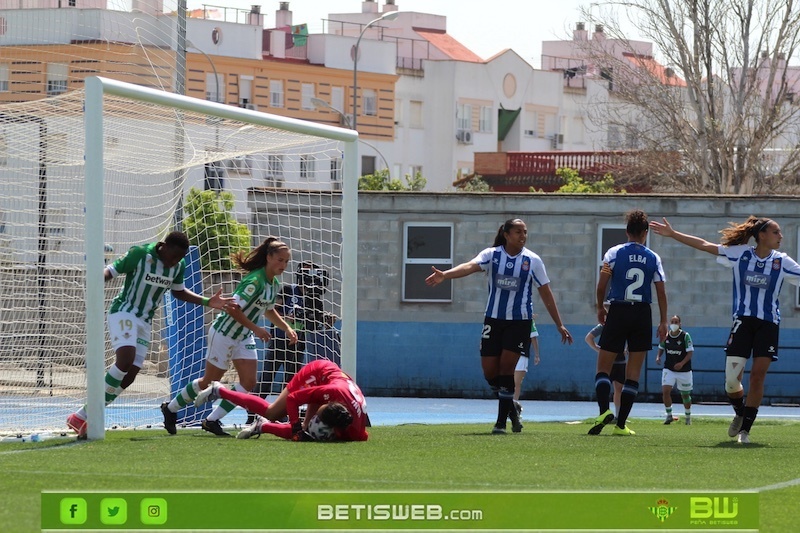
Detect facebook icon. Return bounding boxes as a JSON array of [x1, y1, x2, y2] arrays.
[[60, 498, 87, 524]]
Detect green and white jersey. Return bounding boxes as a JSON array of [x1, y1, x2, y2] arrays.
[[107, 243, 186, 323], [212, 269, 280, 341]]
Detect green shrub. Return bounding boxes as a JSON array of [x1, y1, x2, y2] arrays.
[[182, 188, 251, 271]]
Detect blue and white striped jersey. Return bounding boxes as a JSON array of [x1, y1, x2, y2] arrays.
[[603, 242, 665, 304], [717, 244, 800, 324], [472, 246, 549, 320]]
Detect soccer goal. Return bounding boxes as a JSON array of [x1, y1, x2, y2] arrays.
[[0, 76, 357, 440]]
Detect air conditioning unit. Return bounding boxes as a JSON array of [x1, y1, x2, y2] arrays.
[[524, 129, 536, 137], [244, 103, 257, 110], [456, 129, 473, 144], [550, 134, 564, 149]]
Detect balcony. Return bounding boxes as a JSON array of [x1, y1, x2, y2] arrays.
[[474, 151, 667, 192]]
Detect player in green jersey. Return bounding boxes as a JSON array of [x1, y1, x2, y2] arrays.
[[161, 237, 299, 436], [67, 231, 232, 438]]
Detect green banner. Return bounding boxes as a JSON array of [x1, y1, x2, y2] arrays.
[[42, 491, 758, 530]]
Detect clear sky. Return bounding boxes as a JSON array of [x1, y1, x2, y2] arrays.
[[187, 0, 614, 68]]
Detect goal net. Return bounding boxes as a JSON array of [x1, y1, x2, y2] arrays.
[[0, 77, 357, 440]]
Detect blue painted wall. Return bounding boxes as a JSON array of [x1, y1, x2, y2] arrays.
[[358, 322, 800, 403]]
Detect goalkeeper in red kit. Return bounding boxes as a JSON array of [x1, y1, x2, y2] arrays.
[[194, 359, 369, 442]]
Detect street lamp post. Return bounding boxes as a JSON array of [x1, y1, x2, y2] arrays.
[[311, 97, 390, 173], [352, 11, 399, 132]]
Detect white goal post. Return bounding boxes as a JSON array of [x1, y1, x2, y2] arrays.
[[82, 76, 359, 440], [0, 76, 358, 441]]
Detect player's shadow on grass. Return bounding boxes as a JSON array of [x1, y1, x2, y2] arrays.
[[710, 441, 768, 449]]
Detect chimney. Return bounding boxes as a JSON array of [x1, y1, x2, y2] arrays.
[[574, 21, 588, 41], [248, 5, 264, 27], [384, 0, 398, 12], [362, 0, 379, 14], [276, 2, 292, 28], [593, 24, 605, 42]]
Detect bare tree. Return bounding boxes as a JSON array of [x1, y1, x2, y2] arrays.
[[579, 0, 800, 194]]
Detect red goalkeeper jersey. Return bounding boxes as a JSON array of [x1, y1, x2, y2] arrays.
[[286, 360, 369, 441]]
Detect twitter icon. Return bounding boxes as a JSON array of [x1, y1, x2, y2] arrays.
[[100, 498, 127, 525]]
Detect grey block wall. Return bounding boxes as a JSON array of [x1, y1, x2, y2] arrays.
[[356, 192, 800, 331]]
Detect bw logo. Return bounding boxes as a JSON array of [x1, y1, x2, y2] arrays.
[[648, 499, 677, 523]]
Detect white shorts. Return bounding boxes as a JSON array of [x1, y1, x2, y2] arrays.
[[206, 326, 258, 371], [662, 369, 693, 391], [107, 312, 151, 368], [515, 354, 529, 372]]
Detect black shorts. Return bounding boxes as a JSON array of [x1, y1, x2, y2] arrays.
[[480, 317, 532, 357], [599, 302, 653, 353], [725, 316, 779, 361]]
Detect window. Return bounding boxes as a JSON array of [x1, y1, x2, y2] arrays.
[[266, 155, 284, 186], [479, 105, 492, 132], [301, 83, 315, 110], [330, 157, 342, 189], [456, 103, 472, 131], [270, 80, 283, 108], [300, 155, 315, 180], [205, 72, 224, 103], [363, 89, 377, 116], [410, 100, 423, 129], [597, 224, 650, 291], [46, 63, 68, 96], [0, 65, 8, 93], [226, 155, 251, 174], [204, 161, 225, 192], [410, 165, 422, 179], [572, 116, 585, 144], [331, 86, 344, 113], [361, 155, 376, 176], [524, 110, 539, 137], [607, 125, 622, 149], [402, 223, 453, 302]]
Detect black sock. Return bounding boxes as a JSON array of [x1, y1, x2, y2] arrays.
[[616, 379, 639, 428], [594, 373, 611, 414], [495, 375, 515, 426], [729, 396, 745, 417], [741, 406, 759, 433]]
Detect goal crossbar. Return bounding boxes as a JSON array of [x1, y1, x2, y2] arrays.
[[84, 76, 359, 440]]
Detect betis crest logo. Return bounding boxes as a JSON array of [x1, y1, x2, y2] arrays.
[[649, 499, 677, 523]]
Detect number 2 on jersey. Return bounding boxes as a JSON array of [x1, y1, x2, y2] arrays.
[[624, 267, 644, 302]]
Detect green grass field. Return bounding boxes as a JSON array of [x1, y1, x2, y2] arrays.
[[3, 417, 799, 532]]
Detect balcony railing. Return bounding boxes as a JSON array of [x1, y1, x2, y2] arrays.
[[474, 151, 667, 191]]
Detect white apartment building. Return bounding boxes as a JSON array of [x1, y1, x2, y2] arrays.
[[327, 0, 579, 190]]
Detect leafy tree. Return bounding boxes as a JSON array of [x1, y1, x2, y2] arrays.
[[358, 168, 427, 191], [182, 188, 251, 271], [581, 0, 800, 194], [549, 167, 625, 193]]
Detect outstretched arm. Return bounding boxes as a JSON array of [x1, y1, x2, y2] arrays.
[[425, 261, 482, 287], [649, 217, 718, 255]]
